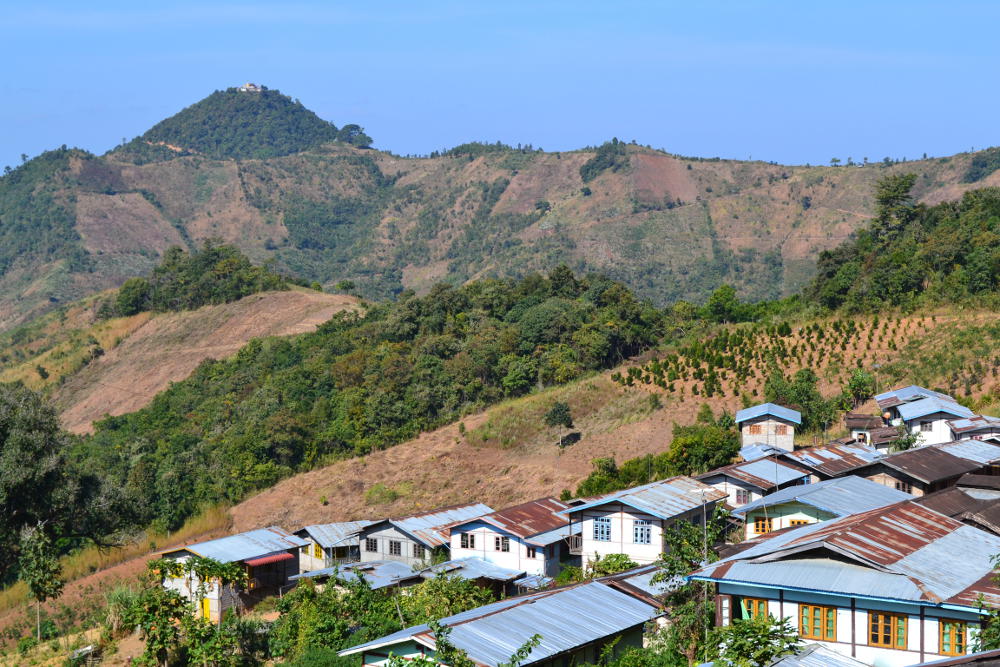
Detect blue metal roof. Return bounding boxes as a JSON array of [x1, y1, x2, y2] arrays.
[[418, 557, 524, 582], [161, 526, 307, 563], [290, 560, 420, 590], [340, 581, 662, 666], [559, 476, 727, 520], [938, 439, 1000, 465], [735, 402, 801, 425], [297, 520, 375, 548], [875, 385, 954, 405], [373, 503, 494, 548], [514, 574, 554, 590], [897, 397, 974, 421], [732, 475, 912, 518], [948, 414, 1000, 434], [769, 644, 870, 666], [739, 443, 787, 462]]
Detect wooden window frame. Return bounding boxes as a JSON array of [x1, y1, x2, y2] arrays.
[[312, 542, 323, 559], [413, 543, 425, 559], [895, 480, 913, 493], [789, 519, 810, 527], [365, 538, 378, 553], [743, 597, 768, 619], [775, 424, 788, 435], [736, 489, 751, 505], [460, 533, 475, 549], [388, 540, 401, 556], [754, 516, 773, 535], [799, 604, 837, 641], [527, 546, 537, 559], [749, 424, 763, 435], [939, 618, 967, 656], [868, 610, 907, 649]]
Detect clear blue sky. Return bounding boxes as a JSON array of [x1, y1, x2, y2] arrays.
[[3, 1, 999, 171]]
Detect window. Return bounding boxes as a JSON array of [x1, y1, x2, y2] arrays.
[[799, 604, 836, 641], [754, 517, 773, 535], [869, 611, 907, 649], [789, 519, 810, 527], [527, 547, 537, 558], [460, 533, 475, 549], [388, 540, 401, 556], [413, 544, 425, 559], [920, 421, 933, 432], [775, 424, 788, 435], [895, 480, 913, 494], [312, 543, 323, 559], [365, 538, 378, 553], [749, 424, 763, 435], [594, 516, 611, 542], [742, 598, 768, 619], [736, 489, 751, 504], [634, 519, 652, 544], [940, 619, 967, 656], [495, 536, 510, 552]]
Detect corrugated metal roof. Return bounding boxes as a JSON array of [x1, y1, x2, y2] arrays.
[[881, 446, 982, 484], [732, 475, 912, 518], [160, 526, 307, 563], [340, 581, 662, 666], [948, 415, 1000, 434], [419, 557, 524, 583], [735, 402, 802, 425], [909, 647, 1000, 666], [560, 476, 727, 520], [297, 520, 375, 548], [916, 487, 990, 518], [739, 443, 787, 462], [368, 503, 494, 548], [467, 497, 569, 540], [514, 574, 553, 590], [290, 560, 421, 590], [876, 385, 955, 410], [768, 644, 871, 666], [781, 442, 883, 477], [938, 439, 1000, 465], [600, 564, 674, 597], [698, 459, 810, 490], [845, 412, 884, 430], [958, 474, 1000, 492], [526, 523, 580, 547], [897, 397, 975, 421]]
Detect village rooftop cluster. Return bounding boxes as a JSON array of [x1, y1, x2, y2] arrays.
[[156, 385, 1000, 667]]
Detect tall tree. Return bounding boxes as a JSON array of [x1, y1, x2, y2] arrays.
[[18, 524, 64, 640]]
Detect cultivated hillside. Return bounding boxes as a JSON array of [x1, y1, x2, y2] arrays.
[[5, 87, 1000, 332]]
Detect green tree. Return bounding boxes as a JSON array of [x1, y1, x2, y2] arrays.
[[587, 553, 638, 577], [18, 524, 64, 641], [872, 173, 917, 237], [116, 277, 151, 316], [708, 614, 800, 666], [845, 368, 877, 408], [544, 401, 574, 429], [702, 285, 741, 323]]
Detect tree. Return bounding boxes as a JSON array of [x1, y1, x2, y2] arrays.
[[116, 277, 151, 316], [702, 285, 741, 323], [18, 524, 64, 641], [872, 173, 917, 237], [845, 368, 877, 408], [544, 401, 574, 429], [708, 614, 800, 666], [587, 553, 638, 577]]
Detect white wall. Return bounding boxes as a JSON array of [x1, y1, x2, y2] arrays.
[[905, 412, 959, 446], [740, 417, 795, 451], [700, 475, 763, 508], [572, 504, 710, 565], [449, 520, 559, 576], [360, 524, 434, 567]]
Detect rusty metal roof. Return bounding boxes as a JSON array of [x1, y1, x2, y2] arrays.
[[467, 497, 570, 540], [880, 446, 982, 484], [560, 476, 727, 520], [296, 520, 375, 548], [374, 503, 494, 548], [733, 475, 912, 519], [916, 487, 991, 518], [781, 442, 883, 477], [845, 412, 884, 430], [948, 415, 1000, 434], [698, 458, 810, 491], [870, 426, 902, 446]]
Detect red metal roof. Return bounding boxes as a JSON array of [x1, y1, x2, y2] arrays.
[[781, 443, 881, 477], [244, 551, 295, 567], [475, 497, 570, 538]]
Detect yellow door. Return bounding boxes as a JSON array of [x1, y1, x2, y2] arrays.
[[201, 597, 211, 620]]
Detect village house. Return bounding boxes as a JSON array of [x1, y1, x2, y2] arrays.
[[936, 439, 1000, 472], [916, 486, 1000, 537], [733, 475, 912, 539], [559, 477, 726, 565], [855, 445, 986, 496], [955, 474, 1000, 500], [338, 579, 664, 667], [290, 559, 422, 592], [696, 458, 813, 509], [358, 503, 493, 568], [778, 442, 884, 480], [735, 403, 801, 451], [158, 526, 307, 623], [869, 425, 904, 452], [417, 557, 526, 597], [949, 415, 1000, 441], [876, 385, 974, 446], [689, 502, 1000, 666], [844, 411, 886, 444], [448, 497, 576, 578], [295, 520, 374, 573]]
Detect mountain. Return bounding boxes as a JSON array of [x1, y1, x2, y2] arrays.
[[4, 86, 1000, 333]]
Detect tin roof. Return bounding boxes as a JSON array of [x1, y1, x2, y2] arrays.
[[869, 426, 902, 447], [735, 403, 801, 425], [159, 526, 307, 563], [339, 581, 662, 666], [297, 520, 375, 549], [897, 397, 975, 422], [880, 446, 983, 484], [739, 443, 787, 462], [909, 648, 1000, 666], [690, 501, 1000, 609], [916, 487, 991, 518], [365, 503, 494, 548], [698, 459, 810, 491], [732, 475, 912, 518], [290, 560, 421, 590], [844, 412, 884, 430], [781, 442, 883, 477], [937, 439, 1000, 465], [948, 415, 1000, 434], [560, 476, 727, 520], [514, 574, 554, 590], [768, 644, 871, 667], [876, 385, 955, 410], [957, 474, 1000, 493], [418, 557, 524, 583], [456, 497, 570, 540]]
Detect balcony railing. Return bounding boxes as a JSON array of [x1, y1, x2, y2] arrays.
[[567, 534, 583, 555]]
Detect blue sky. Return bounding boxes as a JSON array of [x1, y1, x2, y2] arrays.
[[2, 1, 999, 170]]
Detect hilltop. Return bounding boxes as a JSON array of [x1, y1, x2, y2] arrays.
[[5, 86, 1000, 332]]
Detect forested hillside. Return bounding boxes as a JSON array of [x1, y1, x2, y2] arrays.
[[5, 86, 1000, 334]]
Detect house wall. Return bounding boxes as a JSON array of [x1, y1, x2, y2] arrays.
[[905, 412, 959, 446], [449, 520, 563, 576], [865, 468, 927, 497], [162, 553, 241, 623], [739, 417, 795, 451], [298, 536, 359, 574], [954, 427, 1000, 441], [717, 582, 982, 667], [359, 524, 435, 568], [570, 503, 713, 565], [741, 503, 836, 540], [699, 474, 764, 508]]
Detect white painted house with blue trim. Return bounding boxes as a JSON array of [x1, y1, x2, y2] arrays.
[[736, 403, 802, 451], [690, 501, 1000, 666], [876, 386, 975, 446]]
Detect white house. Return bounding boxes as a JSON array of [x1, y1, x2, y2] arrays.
[[295, 520, 374, 573], [690, 501, 1000, 666], [949, 415, 1000, 442], [559, 477, 726, 565], [358, 503, 493, 568], [158, 526, 307, 623], [735, 403, 801, 451], [448, 497, 575, 577], [696, 458, 813, 509], [875, 386, 974, 446]]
